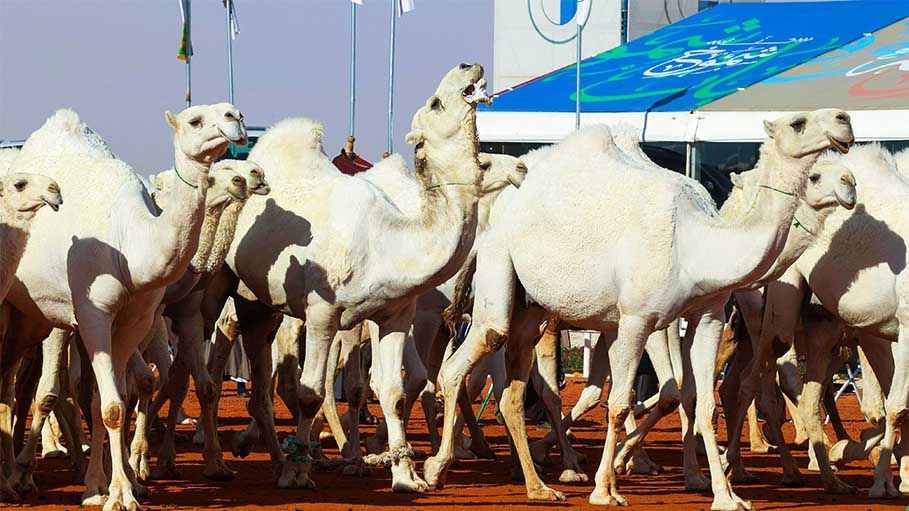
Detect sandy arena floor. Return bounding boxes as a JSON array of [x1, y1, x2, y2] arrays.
[[17, 376, 909, 510]]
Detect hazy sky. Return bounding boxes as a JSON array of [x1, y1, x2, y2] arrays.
[[0, 1, 493, 173]]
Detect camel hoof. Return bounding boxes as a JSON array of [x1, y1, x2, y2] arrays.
[[560, 469, 589, 483], [102, 482, 140, 511], [342, 462, 371, 477], [468, 440, 496, 460], [780, 473, 804, 488], [231, 435, 254, 459], [150, 462, 182, 481], [869, 479, 899, 499], [275, 462, 316, 490], [825, 478, 858, 495], [454, 444, 477, 460], [203, 460, 236, 482], [710, 497, 752, 511], [588, 489, 627, 506], [685, 472, 711, 492], [423, 456, 448, 490], [82, 493, 108, 507], [42, 449, 67, 459], [528, 486, 566, 502], [132, 482, 150, 500]]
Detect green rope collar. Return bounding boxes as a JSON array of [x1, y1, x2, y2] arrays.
[[172, 166, 198, 190], [758, 184, 813, 236], [281, 436, 320, 464], [425, 182, 473, 192]]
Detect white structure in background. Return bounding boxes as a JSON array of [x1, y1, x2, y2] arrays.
[[494, 0, 620, 91]]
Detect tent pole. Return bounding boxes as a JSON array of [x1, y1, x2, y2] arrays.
[[185, 0, 192, 108], [621, 0, 629, 43], [350, 1, 357, 140]]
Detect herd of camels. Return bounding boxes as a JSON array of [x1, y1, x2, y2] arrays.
[[0, 63, 907, 511]]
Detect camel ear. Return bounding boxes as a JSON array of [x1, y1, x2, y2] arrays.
[[149, 173, 164, 191], [165, 111, 179, 131], [730, 172, 743, 189], [763, 120, 775, 139], [405, 129, 425, 146]]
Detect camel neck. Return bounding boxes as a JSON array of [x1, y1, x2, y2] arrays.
[[682, 142, 815, 296], [126, 145, 209, 291]]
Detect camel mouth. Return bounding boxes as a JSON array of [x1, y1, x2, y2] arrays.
[[507, 175, 522, 189], [42, 197, 61, 212], [251, 183, 271, 196], [835, 189, 857, 210], [463, 78, 491, 106], [827, 135, 851, 154], [219, 125, 248, 145]]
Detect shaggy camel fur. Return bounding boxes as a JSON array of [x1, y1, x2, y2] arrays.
[[425, 110, 853, 510], [199, 64, 490, 492], [724, 142, 909, 499], [3, 104, 244, 511]]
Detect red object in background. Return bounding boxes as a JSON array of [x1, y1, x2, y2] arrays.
[[332, 150, 372, 175]]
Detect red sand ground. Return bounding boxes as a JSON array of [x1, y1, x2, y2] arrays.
[[18, 377, 909, 510]]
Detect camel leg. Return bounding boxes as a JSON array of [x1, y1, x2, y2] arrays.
[[831, 339, 888, 467], [127, 351, 155, 482], [530, 317, 588, 483], [367, 309, 428, 493], [322, 328, 349, 455], [79, 306, 155, 511], [208, 301, 240, 443], [682, 306, 751, 510], [869, 327, 908, 499], [340, 333, 366, 460], [424, 245, 517, 490], [587, 314, 651, 506], [615, 327, 678, 475], [11, 345, 40, 455], [418, 325, 449, 455], [797, 317, 857, 494], [449, 348, 497, 460], [12, 329, 68, 493], [536, 332, 609, 462], [148, 313, 187, 480], [776, 345, 809, 447]]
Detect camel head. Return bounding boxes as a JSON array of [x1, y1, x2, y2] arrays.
[[151, 167, 247, 211], [478, 153, 528, 195], [406, 63, 489, 187], [164, 103, 248, 164], [212, 160, 270, 198], [728, 159, 857, 214], [0, 172, 63, 217], [762, 109, 854, 159]]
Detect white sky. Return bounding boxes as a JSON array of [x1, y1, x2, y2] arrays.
[[0, 1, 493, 173]]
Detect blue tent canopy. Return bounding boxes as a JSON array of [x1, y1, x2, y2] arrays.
[[483, 1, 908, 114]]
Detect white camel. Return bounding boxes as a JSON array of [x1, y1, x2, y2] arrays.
[[197, 63, 490, 492], [424, 109, 853, 510], [724, 143, 909, 499], [3, 104, 245, 511]]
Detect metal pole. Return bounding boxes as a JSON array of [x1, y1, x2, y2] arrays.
[[226, 0, 235, 105], [185, 0, 192, 108], [350, 1, 357, 138], [386, 0, 397, 156], [621, 0, 629, 44], [575, 21, 582, 130]]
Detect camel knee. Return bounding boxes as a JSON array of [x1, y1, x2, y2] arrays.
[[136, 372, 156, 398], [484, 328, 507, 352], [102, 401, 125, 430], [196, 379, 217, 405], [658, 381, 681, 411], [608, 406, 631, 431], [888, 407, 908, 428], [298, 386, 325, 418], [37, 393, 59, 415]]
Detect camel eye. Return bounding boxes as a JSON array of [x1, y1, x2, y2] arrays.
[[809, 173, 821, 183], [790, 118, 806, 134], [430, 97, 442, 111], [206, 177, 215, 187], [189, 118, 202, 128], [479, 161, 491, 171], [459, 63, 471, 70], [14, 180, 27, 192]]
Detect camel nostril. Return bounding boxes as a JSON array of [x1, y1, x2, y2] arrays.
[[836, 113, 850, 124]]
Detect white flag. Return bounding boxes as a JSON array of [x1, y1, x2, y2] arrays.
[[223, 0, 240, 39], [398, 0, 414, 16], [576, 0, 589, 25], [351, 0, 363, 4]]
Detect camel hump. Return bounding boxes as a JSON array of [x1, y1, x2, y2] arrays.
[[248, 117, 338, 184]]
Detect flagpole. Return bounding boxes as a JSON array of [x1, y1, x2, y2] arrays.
[[349, 1, 357, 142], [575, 21, 581, 130], [226, 0, 235, 105], [185, 0, 192, 108], [386, 0, 397, 157]]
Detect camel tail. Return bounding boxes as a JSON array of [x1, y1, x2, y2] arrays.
[[442, 252, 477, 333]]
